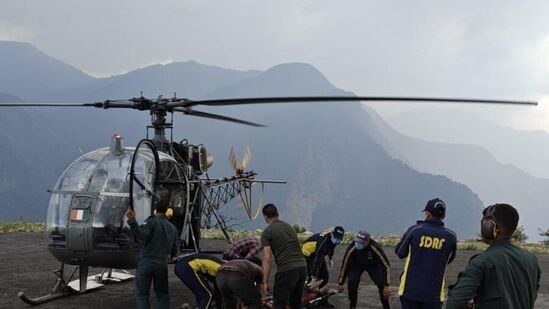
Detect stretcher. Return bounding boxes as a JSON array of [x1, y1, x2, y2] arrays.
[[262, 288, 340, 308]]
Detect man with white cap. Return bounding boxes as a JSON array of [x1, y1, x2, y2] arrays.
[[338, 230, 392, 309]]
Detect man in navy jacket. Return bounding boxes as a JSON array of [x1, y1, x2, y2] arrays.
[[395, 198, 457, 309]]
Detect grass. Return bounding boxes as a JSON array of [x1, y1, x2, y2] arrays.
[[0, 221, 45, 233], [3, 222, 549, 255], [203, 229, 549, 255]]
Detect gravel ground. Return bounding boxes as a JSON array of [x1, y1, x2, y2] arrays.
[[1, 233, 548, 308]]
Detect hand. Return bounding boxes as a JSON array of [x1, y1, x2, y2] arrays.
[[126, 208, 135, 220], [338, 284, 345, 293], [383, 286, 391, 299], [306, 276, 317, 287]]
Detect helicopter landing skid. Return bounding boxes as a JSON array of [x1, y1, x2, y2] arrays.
[[17, 264, 133, 305], [18, 290, 76, 306]]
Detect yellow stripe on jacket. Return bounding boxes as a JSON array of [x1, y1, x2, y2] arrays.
[[398, 245, 412, 296], [188, 258, 222, 277]]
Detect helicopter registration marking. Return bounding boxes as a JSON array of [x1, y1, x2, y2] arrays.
[[99, 192, 130, 197]]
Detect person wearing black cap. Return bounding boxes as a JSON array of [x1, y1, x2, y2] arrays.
[[446, 203, 540, 309], [301, 226, 345, 308], [338, 230, 392, 309], [395, 198, 457, 309]]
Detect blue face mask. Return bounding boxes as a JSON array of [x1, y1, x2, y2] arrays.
[[331, 236, 341, 245], [354, 242, 365, 250]]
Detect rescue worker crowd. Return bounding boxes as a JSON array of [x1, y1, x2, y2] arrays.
[[126, 195, 541, 309]]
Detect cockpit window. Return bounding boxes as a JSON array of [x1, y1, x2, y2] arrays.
[[47, 147, 179, 235], [59, 159, 98, 192], [131, 148, 156, 224]]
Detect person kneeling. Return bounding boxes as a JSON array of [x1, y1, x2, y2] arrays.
[[216, 257, 263, 309]]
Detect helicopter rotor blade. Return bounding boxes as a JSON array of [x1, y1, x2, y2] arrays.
[[174, 108, 266, 127], [175, 96, 538, 107], [0, 96, 538, 109], [0, 103, 97, 107], [0, 99, 143, 109]]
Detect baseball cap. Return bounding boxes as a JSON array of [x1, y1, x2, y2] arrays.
[[423, 198, 446, 217], [333, 226, 345, 240], [355, 230, 371, 244]]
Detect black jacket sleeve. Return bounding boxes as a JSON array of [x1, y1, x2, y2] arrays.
[[370, 240, 391, 286], [338, 242, 355, 285], [311, 236, 332, 276]]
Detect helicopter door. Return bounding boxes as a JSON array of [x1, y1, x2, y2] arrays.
[[129, 139, 160, 224], [66, 194, 95, 252]]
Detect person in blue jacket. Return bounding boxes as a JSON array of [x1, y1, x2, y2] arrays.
[[394, 198, 457, 309]]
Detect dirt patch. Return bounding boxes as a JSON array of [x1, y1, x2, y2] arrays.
[[1, 233, 548, 308]]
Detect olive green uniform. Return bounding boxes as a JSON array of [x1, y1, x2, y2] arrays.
[[446, 240, 540, 309], [129, 215, 178, 309]]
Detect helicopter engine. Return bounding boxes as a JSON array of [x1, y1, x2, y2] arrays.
[[171, 141, 214, 175]]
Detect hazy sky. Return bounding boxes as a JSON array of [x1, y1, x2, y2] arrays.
[[1, 0, 548, 131]]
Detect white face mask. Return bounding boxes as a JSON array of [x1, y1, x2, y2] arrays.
[[331, 236, 341, 245], [354, 242, 365, 250]]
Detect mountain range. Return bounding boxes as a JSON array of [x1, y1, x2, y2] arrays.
[[3, 40, 543, 239], [381, 108, 549, 240]]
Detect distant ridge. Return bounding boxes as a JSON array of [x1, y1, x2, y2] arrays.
[[0, 41, 95, 100], [370, 105, 549, 240], [54, 60, 261, 101], [0, 92, 23, 103]]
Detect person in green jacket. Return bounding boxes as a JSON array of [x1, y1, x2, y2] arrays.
[[446, 203, 541, 309], [126, 189, 178, 309]]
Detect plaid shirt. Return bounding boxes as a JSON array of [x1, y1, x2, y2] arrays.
[[224, 236, 260, 259]]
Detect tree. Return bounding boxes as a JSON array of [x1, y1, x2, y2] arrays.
[[512, 225, 528, 243], [292, 224, 306, 234], [539, 228, 549, 245]]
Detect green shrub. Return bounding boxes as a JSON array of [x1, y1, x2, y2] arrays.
[[512, 225, 528, 243], [292, 224, 307, 234], [0, 221, 45, 233]]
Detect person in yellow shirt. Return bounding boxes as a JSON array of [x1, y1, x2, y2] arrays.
[[174, 253, 225, 309]]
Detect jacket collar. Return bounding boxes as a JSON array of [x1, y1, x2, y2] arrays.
[[416, 218, 445, 226]]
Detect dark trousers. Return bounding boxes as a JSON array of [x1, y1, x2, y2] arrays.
[[347, 264, 390, 309], [306, 256, 329, 289], [174, 262, 221, 309], [273, 267, 307, 309], [400, 297, 442, 309], [135, 259, 169, 309], [216, 270, 261, 309]]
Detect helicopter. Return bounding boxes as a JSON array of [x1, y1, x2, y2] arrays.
[[0, 94, 537, 305]]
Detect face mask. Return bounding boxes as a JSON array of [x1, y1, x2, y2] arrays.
[[331, 236, 341, 245], [354, 242, 365, 250]]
